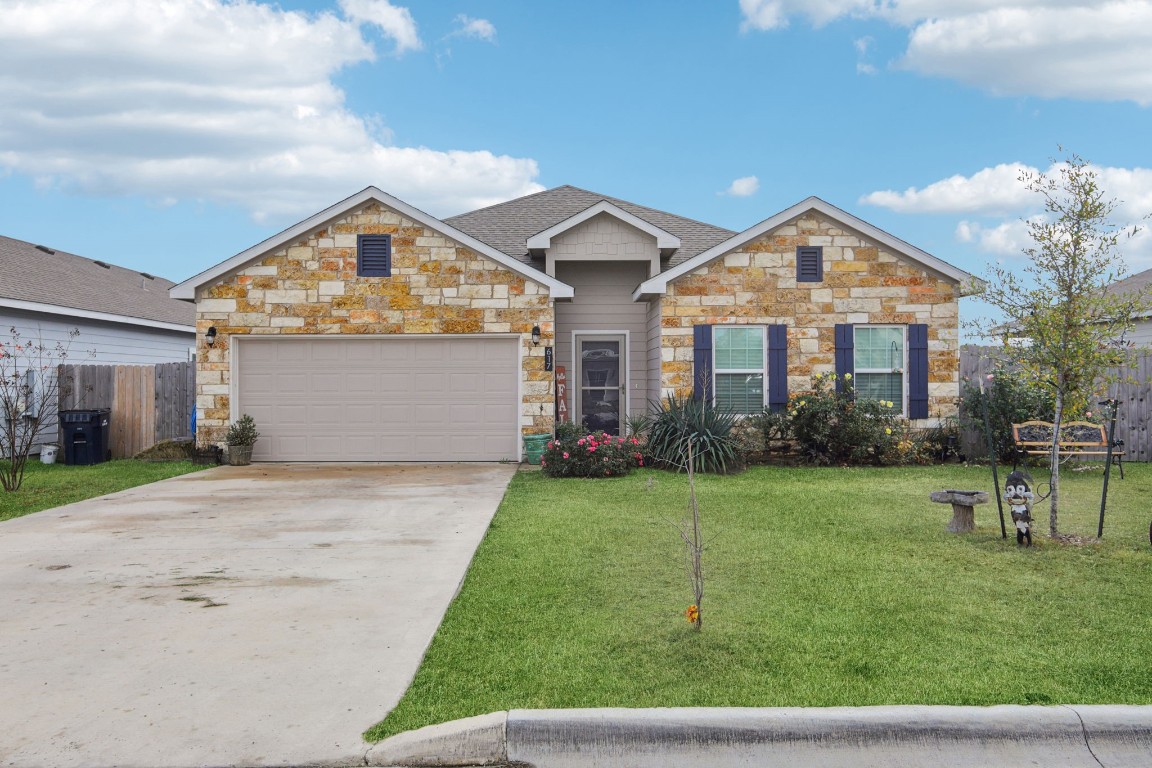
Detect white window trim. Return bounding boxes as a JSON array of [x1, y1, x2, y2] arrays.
[[853, 324, 908, 415], [712, 325, 767, 414]]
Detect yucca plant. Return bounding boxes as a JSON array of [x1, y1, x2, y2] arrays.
[[645, 393, 741, 474]]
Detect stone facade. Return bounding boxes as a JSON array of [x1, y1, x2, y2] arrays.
[[658, 211, 960, 420], [195, 202, 555, 445]]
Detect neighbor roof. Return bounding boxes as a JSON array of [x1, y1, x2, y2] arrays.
[[446, 185, 736, 267], [0, 235, 195, 329]]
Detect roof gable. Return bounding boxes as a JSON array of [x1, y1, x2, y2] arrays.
[[0, 235, 195, 330], [635, 196, 981, 299], [446, 185, 735, 266], [526, 201, 681, 253], [170, 187, 574, 300]]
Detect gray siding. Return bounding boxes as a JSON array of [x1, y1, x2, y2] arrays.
[[1124, 319, 1152, 348], [646, 298, 663, 411], [555, 262, 650, 422], [548, 213, 659, 276], [1, 308, 194, 454]]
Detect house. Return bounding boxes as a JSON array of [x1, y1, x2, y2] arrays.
[[1103, 266, 1152, 346], [171, 186, 978, 462], [1, 235, 197, 452]]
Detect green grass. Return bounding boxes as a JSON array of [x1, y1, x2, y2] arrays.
[[367, 462, 1152, 740], [0, 459, 206, 521]]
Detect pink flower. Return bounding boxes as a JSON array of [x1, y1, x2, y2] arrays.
[[986, 374, 995, 381], [1086, 411, 1093, 418], [588, 445, 597, 452], [577, 438, 585, 446], [563, 452, 569, 459], [631, 438, 639, 445]]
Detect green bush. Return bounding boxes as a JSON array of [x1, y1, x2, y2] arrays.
[[787, 373, 910, 465], [541, 427, 642, 478], [645, 394, 742, 474], [959, 363, 1055, 463]]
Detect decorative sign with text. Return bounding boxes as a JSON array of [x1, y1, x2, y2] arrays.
[[556, 366, 568, 423]]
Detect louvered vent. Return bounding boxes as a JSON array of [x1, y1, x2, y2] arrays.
[[796, 246, 823, 282], [357, 234, 392, 277]]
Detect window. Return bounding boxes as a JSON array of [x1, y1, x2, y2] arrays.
[[714, 326, 765, 414], [853, 326, 904, 411], [796, 246, 823, 282], [357, 234, 392, 277]]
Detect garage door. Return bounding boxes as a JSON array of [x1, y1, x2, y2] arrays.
[[235, 337, 520, 461]]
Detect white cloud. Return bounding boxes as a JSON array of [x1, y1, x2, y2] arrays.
[[723, 176, 760, 197], [865, 162, 1152, 268], [450, 14, 497, 43], [338, 0, 422, 54], [739, 1, 1152, 105], [854, 36, 876, 75], [0, 0, 542, 222], [861, 163, 1036, 215]]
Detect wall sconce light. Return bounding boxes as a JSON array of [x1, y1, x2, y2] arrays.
[[205, 326, 217, 347], [531, 325, 541, 346]]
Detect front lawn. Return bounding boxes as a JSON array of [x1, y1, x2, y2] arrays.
[[0, 459, 206, 522], [367, 463, 1152, 740]]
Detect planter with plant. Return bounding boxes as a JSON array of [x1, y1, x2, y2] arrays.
[[225, 414, 260, 466]]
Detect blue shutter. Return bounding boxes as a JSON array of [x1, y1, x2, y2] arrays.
[[692, 324, 713, 402], [908, 323, 929, 419], [834, 324, 854, 394], [767, 325, 788, 412], [357, 234, 391, 277]]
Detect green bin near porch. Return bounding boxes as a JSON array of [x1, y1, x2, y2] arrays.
[[523, 433, 551, 464]]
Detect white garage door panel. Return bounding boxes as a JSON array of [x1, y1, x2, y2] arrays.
[[237, 337, 519, 462]]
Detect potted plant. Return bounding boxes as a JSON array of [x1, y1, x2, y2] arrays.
[[225, 414, 260, 466]]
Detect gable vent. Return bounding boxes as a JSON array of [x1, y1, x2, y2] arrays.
[[357, 234, 392, 277], [796, 246, 823, 283], [35, 244, 55, 254], [139, 272, 155, 280], [93, 260, 111, 269]]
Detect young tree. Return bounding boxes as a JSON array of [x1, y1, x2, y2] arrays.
[[0, 326, 81, 492], [974, 153, 1151, 536]]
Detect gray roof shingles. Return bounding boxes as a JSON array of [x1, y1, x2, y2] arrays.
[[0, 235, 195, 327], [445, 185, 736, 268]]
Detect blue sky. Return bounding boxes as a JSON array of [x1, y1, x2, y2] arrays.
[[2, 0, 1150, 328]]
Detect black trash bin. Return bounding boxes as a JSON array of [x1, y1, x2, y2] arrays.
[[60, 409, 111, 465]]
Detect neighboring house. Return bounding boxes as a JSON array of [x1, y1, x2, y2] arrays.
[[1, 235, 197, 452], [171, 186, 978, 462], [1103, 266, 1152, 346]]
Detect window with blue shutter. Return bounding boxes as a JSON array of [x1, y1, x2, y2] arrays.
[[833, 323, 930, 418], [692, 324, 788, 412], [357, 234, 391, 277], [796, 246, 823, 283]]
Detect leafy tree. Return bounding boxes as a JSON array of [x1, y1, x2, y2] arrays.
[[0, 326, 82, 492], [973, 153, 1151, 536]]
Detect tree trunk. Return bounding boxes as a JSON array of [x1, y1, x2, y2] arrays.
[[1049, 389, 1064, 537]]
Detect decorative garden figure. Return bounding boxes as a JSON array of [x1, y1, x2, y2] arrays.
[[1004, 471, 1035, 547]]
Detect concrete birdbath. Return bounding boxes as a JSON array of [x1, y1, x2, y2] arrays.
[[929, 489, 989, 533]]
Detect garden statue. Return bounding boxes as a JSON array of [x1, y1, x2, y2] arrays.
[[1004, 471, 1035, 546]]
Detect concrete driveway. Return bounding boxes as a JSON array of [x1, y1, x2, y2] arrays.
[[0, 462, 517, 768]]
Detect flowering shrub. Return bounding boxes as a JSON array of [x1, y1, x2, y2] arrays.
[[787, 373, 910, 465], [540, 426, 643, 478], [959, 362, 1055, 463]]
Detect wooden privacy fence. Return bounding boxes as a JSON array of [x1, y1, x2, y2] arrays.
[[58, 362, 195, 459], [960, 346, 1152, 462]]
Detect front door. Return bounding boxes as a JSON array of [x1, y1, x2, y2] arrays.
[[575, 334, 625, 436]]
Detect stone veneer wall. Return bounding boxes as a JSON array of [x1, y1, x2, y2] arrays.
[[195, 202, 554, 445], [660, 211, 960, 420]]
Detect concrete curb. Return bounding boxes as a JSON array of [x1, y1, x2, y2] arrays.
[[365, 705, 1152, 767]]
